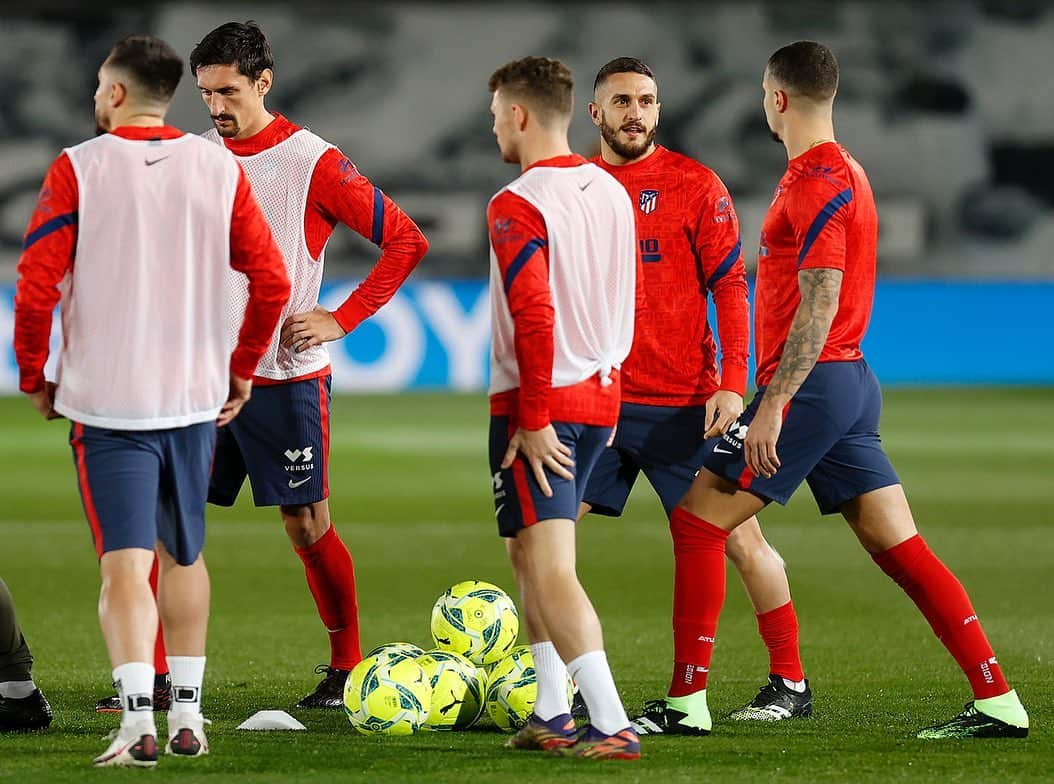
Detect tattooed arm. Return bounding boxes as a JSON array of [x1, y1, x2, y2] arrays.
[[744, 268, 843, 478]]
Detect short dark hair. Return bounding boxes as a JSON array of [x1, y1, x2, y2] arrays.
[[189, 20, 273, 81], [106, 35, 183, 103], [593, 57, 655, 93], [488, 56, 573, 124], [767, 41, 839, 101]]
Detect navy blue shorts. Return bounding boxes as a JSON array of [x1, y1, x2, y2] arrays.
[[70, 421, 216, 566], [209, 375, 331, 508], [489, 417, 612, 538], [702, 360, 900, 514], [583, 403, 709, 518]]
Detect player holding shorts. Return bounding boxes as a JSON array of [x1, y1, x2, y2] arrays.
[[14, 35, 289, 765], [669, 40, 1028, 739], [580, 57, 812, 735], [487, 57, 641, 760]]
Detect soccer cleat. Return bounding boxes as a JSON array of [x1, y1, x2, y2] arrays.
[[917, 700, 1028, 739], [506, 713, 578, 750], [630, 693, 711, 736], [95, 673, 171, 714], [0, 688, 53, 732], [570, 690, 589, 722], [727, 674, 813, 721], [166, 712, 210, 756], [551, 724, 641, 760], [92, 726, 159, 768], [296, 664, 350, 709]]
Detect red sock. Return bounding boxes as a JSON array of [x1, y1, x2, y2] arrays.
[[756, 601, 804, 682], [149, 554, 168, 676], [295, 524, 362, 671], [668, 506, 729, 697], [872, 534, 1009, 700]]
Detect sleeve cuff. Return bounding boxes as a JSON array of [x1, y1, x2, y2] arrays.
[[332, 295, 373, 335], [229, 349, 259, 380], [19, 372, 46, 395], [517, 405, 551, 431], [717, 363, 748, 396]]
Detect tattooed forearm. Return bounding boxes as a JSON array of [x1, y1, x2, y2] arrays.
[[764, 268, 843, 402]]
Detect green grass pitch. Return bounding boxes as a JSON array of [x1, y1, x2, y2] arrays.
[[0, 389, 1051, 782]]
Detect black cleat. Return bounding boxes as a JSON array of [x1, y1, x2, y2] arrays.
[[630, 697, 711, 736], [727, 674, 813, 721], [0, 688, 53, 732], [571, 690, 589, 723], [917, 701, 1029, 739], [95, 673, 171, 714], [296, 664, 350, 709]]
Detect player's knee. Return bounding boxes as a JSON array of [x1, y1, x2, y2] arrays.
[[281, 505, 329, 548], [722, 517, 773, 565], [99, 548, 155, 584]]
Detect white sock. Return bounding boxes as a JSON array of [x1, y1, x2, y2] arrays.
[[0, 679, 36, 699], [113, 662, 155, 732], [530, 642, 570, 720], [782, 678, 807, 693], [566, 650, 628, 735], [167, 656, 206, 716]]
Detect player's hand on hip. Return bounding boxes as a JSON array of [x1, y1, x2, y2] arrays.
[[280, 306, 346, 353], [500, 425, 575, 498], [217, 373, 252, 427], [744, 399, 782, 479], [703, 389, 744, 439], [26, 381, 62, 420]]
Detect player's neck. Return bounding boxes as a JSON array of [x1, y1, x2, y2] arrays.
[[517, 133, 573, 172], [234, 108, 278, 141], [110, 110, 167, 129], [600, 142, 658, 167], [782, 116, 836, 160]]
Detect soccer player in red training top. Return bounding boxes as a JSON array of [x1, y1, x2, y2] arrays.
[[15, 35, 289, 765], [575, 57, 811, 735], [93, 21, 429, 712], [487, 57, 641, 760], [670, 40, 1029, 739]]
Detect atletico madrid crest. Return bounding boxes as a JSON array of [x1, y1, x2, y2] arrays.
[[639, 189, 659, 214]]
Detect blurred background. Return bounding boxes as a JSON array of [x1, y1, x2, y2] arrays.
[[2, 0, 1052, 390]]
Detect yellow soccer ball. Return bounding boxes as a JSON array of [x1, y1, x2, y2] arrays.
[[343, 654, 431, 735], [430, 580, 519, 666], [416, 650, 487, 731]]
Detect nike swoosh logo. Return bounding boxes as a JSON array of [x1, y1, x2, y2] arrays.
[[144, 157, 169, 166], [713, 445, 734, 455], [495, 504, 505, 518], [288, 477, 311, 488], [578, 181, 593, 191]]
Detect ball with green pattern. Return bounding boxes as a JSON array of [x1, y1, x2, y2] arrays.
[[416, 650, 487, 730], [364, 642, 425, 662], [343, 653, 431, 735], [430, 580, 519, 666], [484, 646, 573, 732]]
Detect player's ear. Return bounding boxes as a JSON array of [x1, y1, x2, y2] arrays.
[[587, 101, 601, 127], [256, 68, 273, 98], [110, 80, 127, 109], [775, 89, 788, 114], [512, 103, 528, 132]]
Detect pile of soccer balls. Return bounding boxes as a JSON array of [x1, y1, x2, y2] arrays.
[[342, 579, 571, 735]]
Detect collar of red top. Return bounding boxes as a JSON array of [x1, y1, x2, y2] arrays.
[[109, 125, 185, 140], [524, 153, 590, 172], [789, 140, 839, 164], [592, 144, 666, 172], [222, 112, 302, 156]]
